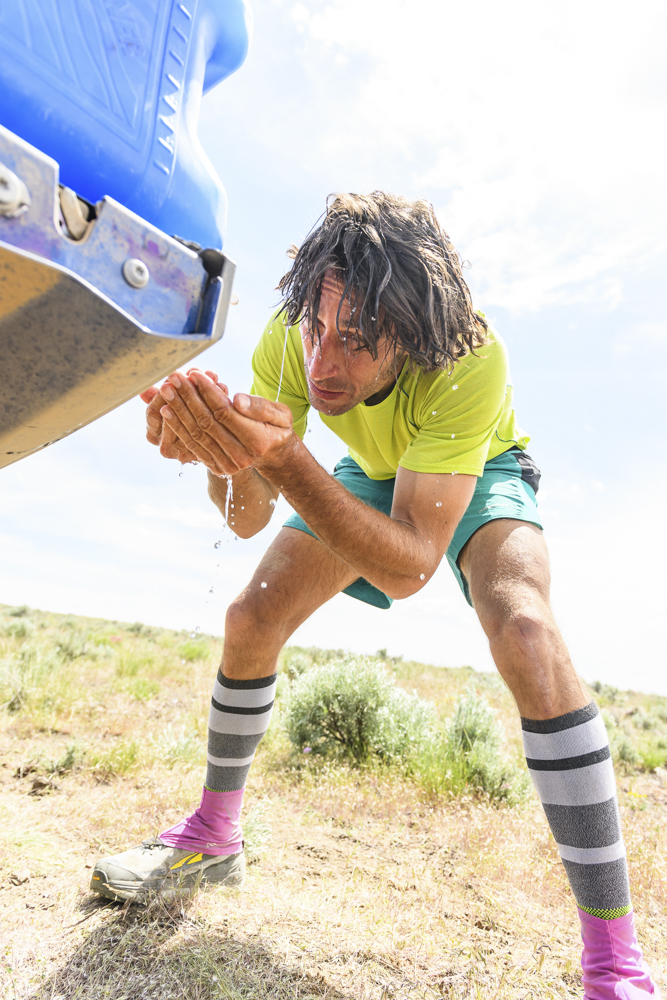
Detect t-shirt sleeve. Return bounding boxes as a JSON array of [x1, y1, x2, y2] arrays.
[[398, 340, 510, 477], [250, 311, 310, 441]]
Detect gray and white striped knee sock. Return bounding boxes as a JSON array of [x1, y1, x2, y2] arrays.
[[206, 671, 277, 792], [522, 701, 631, 919]]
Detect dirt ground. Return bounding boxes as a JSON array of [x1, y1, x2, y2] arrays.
[[2, 730, 666, 1000]]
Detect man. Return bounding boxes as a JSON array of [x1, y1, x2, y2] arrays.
[[92, 193, 659, 999]]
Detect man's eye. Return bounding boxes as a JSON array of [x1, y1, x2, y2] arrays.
[[339, 330, 365, 351]]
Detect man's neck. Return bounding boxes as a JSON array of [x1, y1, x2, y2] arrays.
[[363, 355, 407, 406], [363, 381, 397, 406]]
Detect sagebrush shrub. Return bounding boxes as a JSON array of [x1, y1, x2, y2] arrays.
[[284, 655, 435, 763], [417, 687, 531, 805]]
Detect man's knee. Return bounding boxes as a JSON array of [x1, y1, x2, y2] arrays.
[[481, 598, 557, 657], [471, 560, 563, 657], [224, 586, 289, 647]]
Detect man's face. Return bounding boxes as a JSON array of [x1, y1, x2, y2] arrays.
[[300, 274, 405, 416]]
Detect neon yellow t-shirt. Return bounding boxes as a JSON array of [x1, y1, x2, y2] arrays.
[[250, 311, 529, 480]]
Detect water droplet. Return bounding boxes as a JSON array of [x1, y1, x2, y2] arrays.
[[179, 471, 183, 477], [452, 384, 458, 390], [241, 506, 245, 510], [189, 632, 196, 638], [195, 626, 201, 632], [269, 498, 277, 507], [260, 581, 268, 589], [214, 540, 222, 549], [452, 470, 458, 475], [209, 587, 214, 594], [419, 573, 425, 580], [231, 504, 234, 509], [436, 502, 442, 507], [432, 410, 437, 415], [451, 434, 455, 438], [181, 658, 186, 664]]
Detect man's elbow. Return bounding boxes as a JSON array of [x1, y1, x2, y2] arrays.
[[228, 519, 267, 540], [383, 575, 429, 600]]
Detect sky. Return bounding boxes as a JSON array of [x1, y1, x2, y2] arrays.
[[1, 0, 666, 693]]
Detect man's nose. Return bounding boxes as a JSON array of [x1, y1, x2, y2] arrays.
[[307, 329, 341, 380]]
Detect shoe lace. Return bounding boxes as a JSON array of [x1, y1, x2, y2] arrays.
[[139, 837, 166, 851]]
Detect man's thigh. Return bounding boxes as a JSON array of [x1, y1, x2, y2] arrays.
[[458, 518, 552, 614], [247, 526, 361, 619], [222, 527, 361, 677]]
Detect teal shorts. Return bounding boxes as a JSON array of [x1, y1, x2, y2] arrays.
[[283, 449, 543, 609]]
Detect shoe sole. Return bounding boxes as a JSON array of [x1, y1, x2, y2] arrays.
[[89, 853, 246, 903]]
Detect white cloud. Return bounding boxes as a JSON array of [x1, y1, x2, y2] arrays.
[[276, 0, 667, 311]]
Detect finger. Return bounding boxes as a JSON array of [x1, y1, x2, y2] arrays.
[[140, 386, 159, 403], [163, 373, 234, 445], [232, 392, 293, 428], [186, 367, 220, 383], [161, 405, 242, 476], [162, 383, 254, 471], [187, 374, 294, 461], [188, 372, 292, 431], [159, 421, 189, 461], [188, 369, 229, 395], [174, 373, 271, 467], [145, 391, 166, 445]]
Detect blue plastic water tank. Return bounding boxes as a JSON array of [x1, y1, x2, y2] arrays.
[[0, 0, 251, 250]]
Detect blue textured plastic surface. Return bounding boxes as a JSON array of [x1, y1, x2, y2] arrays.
[[0, 0, 250, 250]]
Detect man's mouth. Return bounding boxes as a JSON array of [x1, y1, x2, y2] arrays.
[[308, 381, 347, 401]]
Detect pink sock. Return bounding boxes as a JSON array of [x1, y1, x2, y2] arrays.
[[159, 786, 245, 856], [579, 908, 661, 999]]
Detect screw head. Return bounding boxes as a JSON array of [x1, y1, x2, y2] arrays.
[[122, 257, 150, 289], [0, 163, 30, 217]]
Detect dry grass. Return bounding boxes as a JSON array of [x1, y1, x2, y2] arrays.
[[0, 606, 666, 999]]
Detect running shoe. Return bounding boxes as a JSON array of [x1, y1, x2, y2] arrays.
[[89, 837, 245, 902]]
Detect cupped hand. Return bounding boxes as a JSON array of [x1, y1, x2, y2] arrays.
[[159, 370, 295, 477], [140, 370, 226, 464]]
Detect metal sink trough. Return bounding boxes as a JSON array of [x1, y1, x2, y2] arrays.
[[0, 125, 235, 470], [0, 0, 252, 470]]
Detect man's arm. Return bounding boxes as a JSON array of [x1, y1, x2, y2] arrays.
[[259, 443, 475, 599], [207, 467, 279, 538], [160, 372, 475, 598]]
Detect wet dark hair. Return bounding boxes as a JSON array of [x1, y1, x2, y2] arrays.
[[278, 191, 488, 371]]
